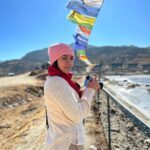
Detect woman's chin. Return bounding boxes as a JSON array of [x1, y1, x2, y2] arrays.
[[64, 69, 71, 74]]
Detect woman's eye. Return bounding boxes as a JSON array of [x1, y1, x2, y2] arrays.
[[62, 57, 67, 60], [61, 56, 74, 61], [70, 57, 74, 60]]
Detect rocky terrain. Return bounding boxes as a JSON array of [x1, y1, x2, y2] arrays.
[[0, 72, 150, 150], [0, 73, 46, 150], [99, 92, 150, 150]]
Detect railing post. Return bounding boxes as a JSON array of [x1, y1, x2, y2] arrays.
[[97, 61, 101, 100], [107, 93, 112, 150]]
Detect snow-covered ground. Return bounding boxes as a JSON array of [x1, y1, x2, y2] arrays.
[[104, 75, 150, 126]]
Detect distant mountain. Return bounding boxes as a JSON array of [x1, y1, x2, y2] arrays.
[[21, 48, 48, 63], [86, 46, 150, 64], [0, 45, 150, 75]]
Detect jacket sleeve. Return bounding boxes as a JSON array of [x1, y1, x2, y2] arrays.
[[44, 77, 95, 124]]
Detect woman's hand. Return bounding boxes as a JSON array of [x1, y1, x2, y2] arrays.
[[87, 77, 100, 91]]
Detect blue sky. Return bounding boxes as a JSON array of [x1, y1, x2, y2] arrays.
[[0, 0, 150, 61]]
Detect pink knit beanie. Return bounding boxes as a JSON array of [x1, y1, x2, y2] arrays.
[[48, 43, 75, 65]]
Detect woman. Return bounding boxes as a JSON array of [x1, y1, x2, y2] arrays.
[[44, 43, 100, 150]]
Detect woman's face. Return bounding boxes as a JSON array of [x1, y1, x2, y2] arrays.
[[57, 55, 74, 74]]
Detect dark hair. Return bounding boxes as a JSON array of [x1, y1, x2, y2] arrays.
[[52, 61, 60, 71]]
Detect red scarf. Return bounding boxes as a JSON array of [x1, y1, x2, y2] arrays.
[[48, 66, 82, 98]]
